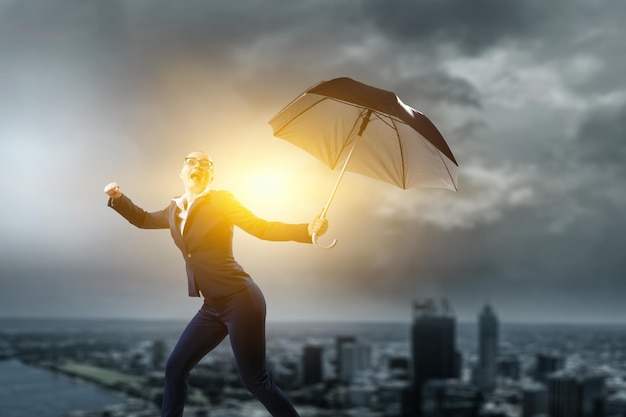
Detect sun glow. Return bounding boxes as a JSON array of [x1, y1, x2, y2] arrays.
[[226, 160, 313, 220], [246, 170, 291, 202]]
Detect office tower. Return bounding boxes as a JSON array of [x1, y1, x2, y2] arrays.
[[407, 298, 460, 416], [478, 304, 499, 392], [521, 382, 547, 417], [302, 344, 324, 386], [497, 355, 521, 381], [412, 298, 459, 386], [346, 383, 376, 408], [336, 335, 357, 380], [379, 380, 409, 416], [479, 407, 509, 417], [338, 342, 372, 383], [355, 343, 372, 372], [421, 379, 482, 417], [389, 356, 410, 381], [535, 353, 565, 382], [605, 393, 626, 417], [547, 367, 605, 417]]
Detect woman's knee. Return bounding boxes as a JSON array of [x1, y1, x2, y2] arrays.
[[241, 369, 273, 396], [165, 354, 191, 382]]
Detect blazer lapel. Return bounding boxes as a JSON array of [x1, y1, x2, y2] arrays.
[[168, 201, 186, 248], [183, 191, 222, 237]]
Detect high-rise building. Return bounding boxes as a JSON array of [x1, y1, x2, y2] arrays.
[[412, 299, 459, 386], [547, 367, 605, 417], [389, 356, 410, 381], [521, 382, 547, 417], [346, 383, 377, 408], [407, 298, 460, 416], [338, 342, 372, 383], [535, 353, 565, 382], [478, 304, 499, 392], [336, 335, 357, 380], [421, 379, 482, 417], [497, 355, 521, 381], [379, 380, 410, 416], [302, 345, 324, 386], [604, 392, 626, 417]]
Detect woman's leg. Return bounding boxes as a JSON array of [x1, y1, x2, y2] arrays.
[[161, 308, 228, 417], [225, 283, 301, 417]]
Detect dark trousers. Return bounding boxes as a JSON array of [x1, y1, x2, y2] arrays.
[[161, 283, 300, 417]]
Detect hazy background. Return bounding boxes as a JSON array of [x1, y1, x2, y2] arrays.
[[1, 0, 625, 324]]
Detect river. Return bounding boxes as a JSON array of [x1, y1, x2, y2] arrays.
[[0, 359, 127, 417]]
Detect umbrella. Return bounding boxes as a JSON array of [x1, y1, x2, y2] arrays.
[[269, 77, 458, 249]]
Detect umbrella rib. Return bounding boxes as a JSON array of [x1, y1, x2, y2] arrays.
[[389, 114, 457, 191], [439, 151, 459, 192], [389, 117, 407, 189], [330, 108, 367, 169], [272, 96, 329, 137], [376, 112, 405, 131], [322, 98, 409, 127]]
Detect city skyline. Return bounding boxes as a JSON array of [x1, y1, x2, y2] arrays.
[[4, 304, 626, 417], [1, 1, 626, 324]]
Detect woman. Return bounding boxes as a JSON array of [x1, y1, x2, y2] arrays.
[[104, 151, 328, 417]]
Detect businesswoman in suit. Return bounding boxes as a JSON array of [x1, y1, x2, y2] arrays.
[[104, 151, 328, 417]]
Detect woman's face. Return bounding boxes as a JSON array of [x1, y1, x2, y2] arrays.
[[181, 151, 214, 193]]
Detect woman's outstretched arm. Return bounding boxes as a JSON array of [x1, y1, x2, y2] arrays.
[[104, 182, 169, 229]]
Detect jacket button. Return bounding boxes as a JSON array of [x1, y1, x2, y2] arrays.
[[187, 253, 192, 258]]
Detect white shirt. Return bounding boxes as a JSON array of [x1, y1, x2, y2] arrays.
[[172, 190, 209, 235]]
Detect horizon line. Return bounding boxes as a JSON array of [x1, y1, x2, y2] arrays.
[[1, 315, 625, 326]]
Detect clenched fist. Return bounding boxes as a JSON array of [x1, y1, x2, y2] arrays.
[[104, 182, 122, 199]]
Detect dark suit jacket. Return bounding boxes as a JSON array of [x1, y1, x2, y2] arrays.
[[108, 190, 311, 300]]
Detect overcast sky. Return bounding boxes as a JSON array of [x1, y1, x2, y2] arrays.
[[1, 0, 625, 324]]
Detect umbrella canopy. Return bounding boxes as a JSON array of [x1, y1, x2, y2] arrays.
[[269, 77, 458, 191], [269, 77, 458, 248]]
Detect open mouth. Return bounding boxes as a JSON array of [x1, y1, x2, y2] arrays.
[[190, 172, 203, 181]]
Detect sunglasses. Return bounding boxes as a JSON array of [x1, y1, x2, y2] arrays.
[[184, 157, 213, 169]]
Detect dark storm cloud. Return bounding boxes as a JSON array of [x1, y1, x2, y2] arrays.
[[362, 0, 558, 55], [394, 72, 482, 108], [0, 0, 266, 57], [575, 103, 626, 169]]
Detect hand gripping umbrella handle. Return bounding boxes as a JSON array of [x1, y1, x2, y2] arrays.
[[312, 206, 337, 249], [312, 231, 337, 249]]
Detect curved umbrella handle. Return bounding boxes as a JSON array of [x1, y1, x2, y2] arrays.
[[312, 232, 337, 249]]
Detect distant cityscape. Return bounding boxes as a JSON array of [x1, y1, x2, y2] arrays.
[[2, 299, 626, 417]]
